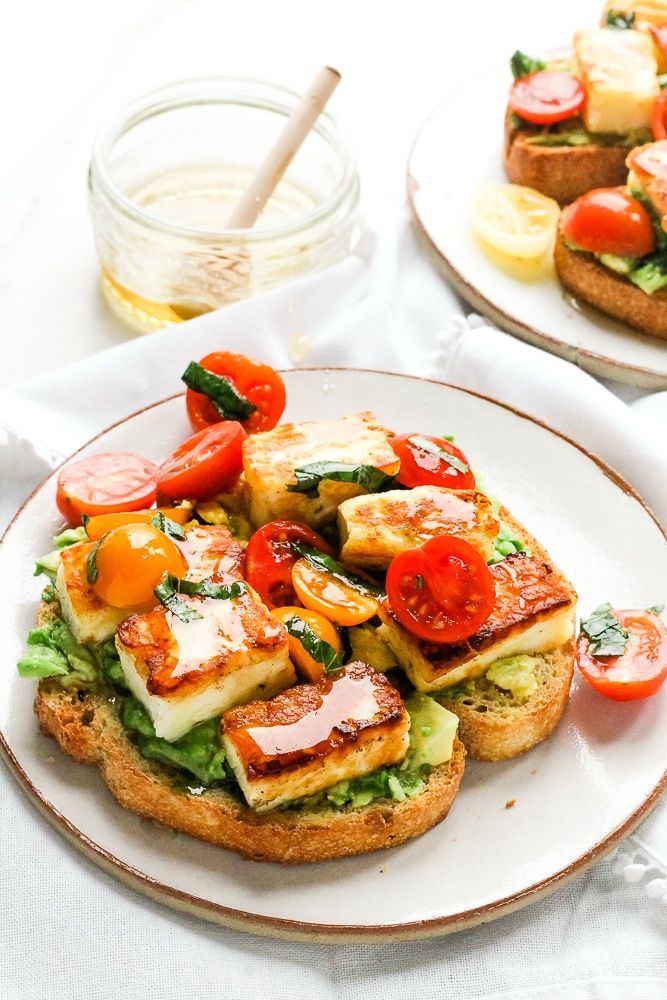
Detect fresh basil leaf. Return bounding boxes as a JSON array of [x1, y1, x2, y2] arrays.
[[407, 435, 470, 476], [181, 361, 256, 421], [510, 50, 547, 79], [284, 615, 342, 673], [292, 543, 385, 598], [86, 533, 109, 585], [164, 576, 246, 600], [154, 579, 204, 622], [286, 461, 398, 499], [442, 434, 455, 442], [581, 602, 629, 657], [150, 511, 186, 541], [647, 604, 665, 616], [605, 8, 635, 28]]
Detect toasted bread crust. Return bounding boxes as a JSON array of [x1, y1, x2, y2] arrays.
[[437, 642, 575, 762], [554, 224, 667, 338], [504, 111, 629, 205], [34, 682, 465, 863]]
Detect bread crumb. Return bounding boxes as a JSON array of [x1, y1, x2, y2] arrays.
[[530, 769, 537, 775], [505, 799, 516, 809]]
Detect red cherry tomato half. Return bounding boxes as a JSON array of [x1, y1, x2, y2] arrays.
[[390, 434, 475, 491], [56, 452, 158, 527], [186, 352, 286, 434], [385, 535, 495, 644], [156, 422, 246, 501], [561, 189, 656, 258], [576, 609, 667, 701], [509, 71, 584, 126], [244, 520, 333, 609], [651, 90, 667, 141]]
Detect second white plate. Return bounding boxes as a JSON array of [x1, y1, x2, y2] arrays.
[[407, 60, 667, 389]]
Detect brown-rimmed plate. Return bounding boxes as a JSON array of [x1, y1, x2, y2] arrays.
[[407, 59, 667, 390], [1, 368, 666, 942]]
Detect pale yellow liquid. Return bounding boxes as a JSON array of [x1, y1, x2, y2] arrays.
[[102, 164, 318, 333]]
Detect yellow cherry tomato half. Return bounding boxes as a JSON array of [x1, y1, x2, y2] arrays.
[[291, 558, 378, 627], [470, 183, 559, 260], [271, 606, 343, 683], [92, 524, 188, 608], [84, 506, 191, 541]]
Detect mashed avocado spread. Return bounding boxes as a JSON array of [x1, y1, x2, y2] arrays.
[[485, 655, 539, 701]]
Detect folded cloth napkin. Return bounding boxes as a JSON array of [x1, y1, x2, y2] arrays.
[[1, 225, 666, 1000]]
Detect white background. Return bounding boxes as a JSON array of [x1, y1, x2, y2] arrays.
[[1, 0, 584, 388]]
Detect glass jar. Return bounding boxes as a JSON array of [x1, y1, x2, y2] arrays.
[[88, 77, 361, 333]]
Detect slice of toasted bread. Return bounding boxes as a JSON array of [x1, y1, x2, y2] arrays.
[[435, 643, 574, 762], [504, 111, 629, 205], [433, 505, 576, 763], [554, 222, 667, 338], [34, 680, 465, 864]]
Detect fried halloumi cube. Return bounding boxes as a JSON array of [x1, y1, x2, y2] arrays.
[[377, 554, 576, 693], [55, 524, 244, 647], [222, 661, 410, 812], [242, 411, 400, 529], [337, 486, 499, 570], [574, 29, 659, 134], [116, 583, 294, 741], [55, 543, 129, 646]]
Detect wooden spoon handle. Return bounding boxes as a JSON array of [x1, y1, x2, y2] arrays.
[[225, 66, 341, 230]]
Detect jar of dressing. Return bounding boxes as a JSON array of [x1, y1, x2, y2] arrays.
[[88, 77, 361, 333]]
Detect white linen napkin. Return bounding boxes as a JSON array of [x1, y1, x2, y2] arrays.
[[1, 225, 666, 999]]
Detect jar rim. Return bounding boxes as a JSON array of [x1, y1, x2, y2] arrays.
[[89, 76, 359, 243]]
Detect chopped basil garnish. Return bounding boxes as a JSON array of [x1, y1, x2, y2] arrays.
[[154, 579, 204, 623], [286, 461, 398, 499], [659, 73, 667, 90], [181, 361, 256, 422], [150, 511, 186, 541], [605, 9, 635, 28], [647, 604, 665, 616], [415, 574, 425, 590], [581, 603, 629, 657], [442, 434, 455, 443], [510, 50, 547, 80], [407, 435, 470, 476], [86, 533, 109, 585], [284, 615, 342, 674], [163, 575, 247, 601], [292, 543, 385, 598]]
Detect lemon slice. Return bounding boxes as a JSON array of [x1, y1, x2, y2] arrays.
[[470, 184, 560, 260]]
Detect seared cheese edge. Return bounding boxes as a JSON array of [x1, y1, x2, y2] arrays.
[[377, 606, 576, 694], [223, 724, 410, 813], [116, 639, 295, 742]]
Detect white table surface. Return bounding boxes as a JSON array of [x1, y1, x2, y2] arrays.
[[2, 0, 604, 390], [3, 3, 666, 999]]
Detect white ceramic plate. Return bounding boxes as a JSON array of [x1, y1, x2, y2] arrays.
[[1, 369, 666, 941], [407, 60, 667, 389]]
